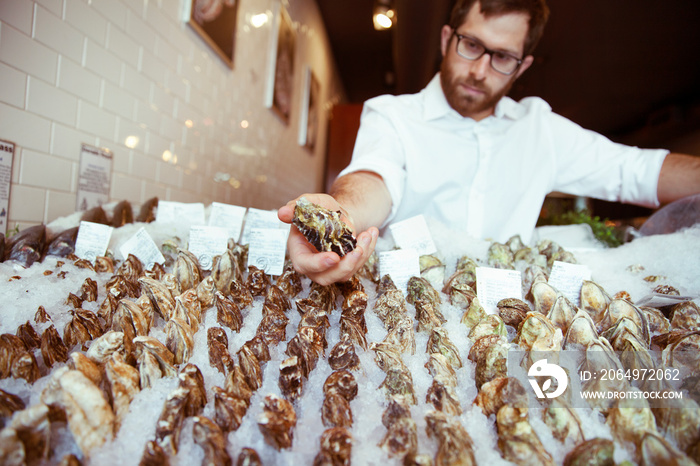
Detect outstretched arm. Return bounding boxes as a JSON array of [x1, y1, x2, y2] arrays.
[[278, 171, 392, 285], [657, 153, 700, 205]]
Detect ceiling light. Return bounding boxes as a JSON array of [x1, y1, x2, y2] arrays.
[[373, 1, 395, 30]]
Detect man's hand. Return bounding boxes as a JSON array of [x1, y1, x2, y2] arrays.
[[278, 194, 379, 286]]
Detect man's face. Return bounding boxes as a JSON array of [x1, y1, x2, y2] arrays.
[[440, 2, 534, 120]]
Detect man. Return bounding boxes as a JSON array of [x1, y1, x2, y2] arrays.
[[278, 0, 700, 285]]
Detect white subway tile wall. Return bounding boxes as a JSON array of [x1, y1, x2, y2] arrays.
[[0, 0, 344, 229]]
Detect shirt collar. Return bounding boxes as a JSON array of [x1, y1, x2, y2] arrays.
[[423, 72, 527, 122]]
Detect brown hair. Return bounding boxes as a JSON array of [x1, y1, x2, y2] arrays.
[[448, 0, 550, 56]]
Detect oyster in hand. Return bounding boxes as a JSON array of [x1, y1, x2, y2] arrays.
[[292, 197, 356, 257]]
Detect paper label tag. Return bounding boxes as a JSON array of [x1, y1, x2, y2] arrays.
[[119, 227, 165, 268], [636, 293, 697, 308], [476, 267, 523, 314], [246, 228, 289, 276], [240, 208, 288, 245], [75, 221, 113, 262], [548, 261, 591, 307], [388, 214, 437, 256], [188, 226, 229, 270], [156, 201, 206, 224], [208, 202, 246, 243], [378, 249, 421, 295]]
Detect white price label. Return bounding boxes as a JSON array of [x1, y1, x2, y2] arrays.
[[476, 267, 522, 314], [389, 214, 437, 256], [378, 249, 421, 296], [246, 228, 289, 276], [75, 221, 113, 262], [119, 227, 165, 269], [188, 225, 229, 270]]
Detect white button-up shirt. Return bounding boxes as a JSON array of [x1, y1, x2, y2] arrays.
[[339, 74, 667, 243]]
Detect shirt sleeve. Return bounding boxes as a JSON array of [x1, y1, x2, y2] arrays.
[[337, 96, 406, 225], [545, 111, 668, 208]]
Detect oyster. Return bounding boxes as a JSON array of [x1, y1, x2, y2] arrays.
[[155, 385, 190, 455], [380, 368, 417, 404], [488, 242, 515, 269], [580, 280, 611, 324], [563, 438, 615, 466], [139, 277, 176, 321], [323, 370, 358, 402], [133, 336, 177, 387], [86, 331, 124, 364], [276, 261, 303, 297], [426, 327, 462, 369], [474, 377, 528, 417], [212, 385, 248, 432], [207, 327, 234, 375], [328, 335, 360, 372], [0, 403, 50, 464], [258, 394, 297, 450], [279, 356, 304, 401], [426, 379, 462, 416], [192, 415, 232, 466], [164, 318, 194, 365], [7, 224, 45, 267], [173, 248, 202, 291], [425, 353, 457, 388], [216, 291, 243, 332], [237, 448, 262, 466], [245, 265, 270, 297], [225, 364, 254, 403], [0, 388, 26, 421], [211, 249, 237, 293], [496, 404, 554, 466], [63, 308, 103, 349], [105, 352, 140, 431], [285, 327, 325, 378], [242, 334, 271, 365], [497, 297, 530, 329], [637, 431, 695, 466], [606, 390, 657, 445], [425, 410, 476, 466], [40, 325, 69, 368], [238, 345, 263, 391], [68, 352, 103, 387], [41, 367, 115, 458], [379, 415, 418, 458], [315, 427, 352, 466], [322, 391, 353, 428], [196, 275, 217, 309], [292, 196, 356, 256], [542, 398, 585, 445]]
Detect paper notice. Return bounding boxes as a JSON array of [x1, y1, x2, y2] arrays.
[[246, 228, 289, 276], [548, 261, 591, 306], [156, 201, 206, 225], [389, 214, 437, 256], [476, 267, 522, 314], [119, 227, 165, 268], [188, 225, 230, 270], [378, 248, 421, 295], [76, 143, 112, 212], [240, 208, 288, 245], [75, 221, 113, 262], [0, 140, 14, 235], [208, 202, 247, 243]]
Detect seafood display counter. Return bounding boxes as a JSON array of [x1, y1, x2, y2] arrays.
[[0, 202, 699, 466]]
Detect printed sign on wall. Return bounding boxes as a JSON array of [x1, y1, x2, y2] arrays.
[[0, 140, 14, 235], [76, 143, 113, 212]]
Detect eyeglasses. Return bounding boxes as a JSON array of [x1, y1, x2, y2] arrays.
[[452, 32, 523, 75]]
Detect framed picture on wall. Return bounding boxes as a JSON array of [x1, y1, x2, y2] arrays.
[[264, 4, 296, 124], [187, 0, 239, 69], [298, 66, 320, 152]]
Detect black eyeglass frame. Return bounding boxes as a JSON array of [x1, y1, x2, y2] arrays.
[[452, 31, 524, 76]]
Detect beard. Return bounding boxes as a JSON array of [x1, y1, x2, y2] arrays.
[[440, 58, 516, 119]]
